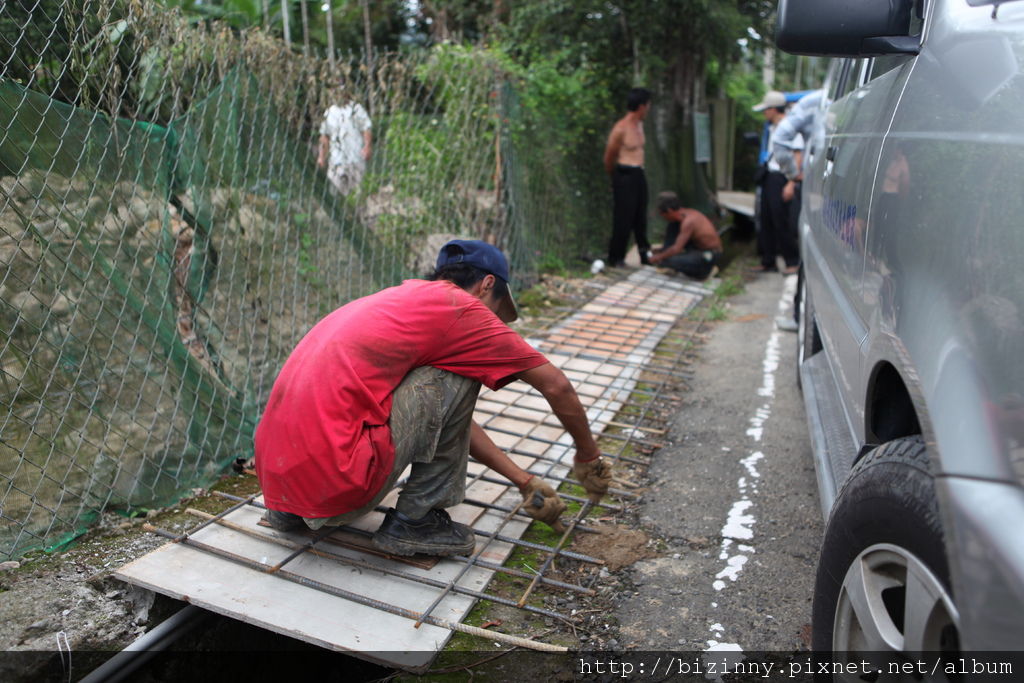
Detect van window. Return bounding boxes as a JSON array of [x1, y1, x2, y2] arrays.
[[832, 59, 867, 100], [823, 60, 846, 102], [867, 0, 925, 80], [867, 54, 912, 81]]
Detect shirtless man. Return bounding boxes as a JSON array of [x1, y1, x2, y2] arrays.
[[649, 191, 723, 280], [604, 88, 652, 267]]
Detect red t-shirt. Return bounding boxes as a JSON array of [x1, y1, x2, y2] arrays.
[[254, 279, 548, 517]]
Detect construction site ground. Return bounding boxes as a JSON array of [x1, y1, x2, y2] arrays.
[[0, 249, 824, 681]]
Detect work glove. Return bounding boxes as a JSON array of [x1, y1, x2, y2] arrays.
[[520, 476, 566, 532], [573, 456, 613, 503]]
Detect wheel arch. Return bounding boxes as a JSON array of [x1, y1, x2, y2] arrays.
[[864, 360, 922, 449]]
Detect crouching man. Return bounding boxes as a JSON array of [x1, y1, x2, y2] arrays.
[[254, 240, 612, 556], [649, 191, 723, 280]]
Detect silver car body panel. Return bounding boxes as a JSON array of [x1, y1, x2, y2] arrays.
[[799, 0, 1024, 649], [942, 477, 1024, 650]]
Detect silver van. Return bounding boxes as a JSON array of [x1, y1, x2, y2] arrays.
[[777, 0, 1024, 663]]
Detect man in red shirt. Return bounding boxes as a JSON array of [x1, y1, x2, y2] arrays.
[[255, 240, 612, 556]]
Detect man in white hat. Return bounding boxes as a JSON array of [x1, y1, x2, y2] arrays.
[[752, 90, 799, 274]]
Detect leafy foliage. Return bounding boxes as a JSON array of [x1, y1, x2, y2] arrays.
[[156, 0, 413, 54]]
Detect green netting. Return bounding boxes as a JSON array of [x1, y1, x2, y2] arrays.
[[0, 60, 410, 556], [0, 77, 255, 550], [0, 3, 680, 559]]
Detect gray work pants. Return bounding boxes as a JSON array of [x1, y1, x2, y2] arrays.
[[304, 366, 480, 529]]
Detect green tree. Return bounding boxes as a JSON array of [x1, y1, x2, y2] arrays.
[[154, 0, 412, 56], [1, 0, 82, 101], [159, 0, 265, 28], [489, 0, 774, 207]]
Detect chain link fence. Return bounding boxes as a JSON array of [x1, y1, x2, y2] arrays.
[[0, 1, 678, 559]]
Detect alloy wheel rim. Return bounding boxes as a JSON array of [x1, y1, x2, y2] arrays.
[[832, 543, 959, 680]]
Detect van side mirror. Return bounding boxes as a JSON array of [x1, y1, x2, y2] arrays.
[[775, 0, 920, 57]]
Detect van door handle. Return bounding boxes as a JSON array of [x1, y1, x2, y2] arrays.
[[824, 145, 837, 179]]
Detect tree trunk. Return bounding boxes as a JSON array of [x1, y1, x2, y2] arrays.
[[762, 47, 776, 88], [423, 2, 451, 42], [659, 49, 714, 213], [360, 0, 374, 115], [324, 0, 335, 71], [280, 0, 291, 49], [618, 11, 640, 84], [492, 0, 508, 29], [299, 0, 310, 57], [360, 0, 373, 56]]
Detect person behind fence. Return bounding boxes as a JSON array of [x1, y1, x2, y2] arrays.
[[648, 191, 723, 281], [604, 87, 653, 267], [254, 240, 613, 557], [316, 84, 372, 195]]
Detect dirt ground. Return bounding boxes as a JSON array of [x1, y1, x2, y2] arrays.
[[0, 475, 265, 681], [571, 524, 655, 572]]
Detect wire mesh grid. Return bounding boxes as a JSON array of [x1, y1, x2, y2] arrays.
[[119, 268, 712, 661]]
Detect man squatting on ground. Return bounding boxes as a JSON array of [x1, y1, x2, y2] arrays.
[[604, 87, 653, 267], [648, 191, 723, 281], [254, 240, 613, 556]]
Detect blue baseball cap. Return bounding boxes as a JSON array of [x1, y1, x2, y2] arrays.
[[437, 239, 518, 323]]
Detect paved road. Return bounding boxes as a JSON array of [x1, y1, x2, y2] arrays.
[[615, 271, 824, 654]]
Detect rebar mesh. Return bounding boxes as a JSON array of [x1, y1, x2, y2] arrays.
[[0, 2, 678, 560]]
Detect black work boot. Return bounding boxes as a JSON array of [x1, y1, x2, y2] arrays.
[[264, 508, 306, 532], [372, 508, 475, 557]]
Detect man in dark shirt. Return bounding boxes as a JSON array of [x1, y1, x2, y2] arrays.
[[649, 192, 723, 280]]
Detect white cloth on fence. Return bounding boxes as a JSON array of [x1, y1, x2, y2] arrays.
[[320, 102, 372, 182]]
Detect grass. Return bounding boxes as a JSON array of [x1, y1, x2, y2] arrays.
[[686, 262, 747, 323], [705, 302, 729, 321], [515, 284, 563, 317], [714, 270, 746, 297]]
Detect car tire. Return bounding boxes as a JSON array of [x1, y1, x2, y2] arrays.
[[812, 436, 960, 678], [797, 269, 821, 389]]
